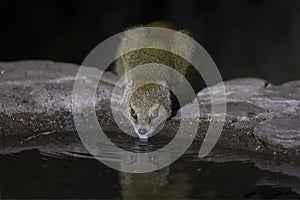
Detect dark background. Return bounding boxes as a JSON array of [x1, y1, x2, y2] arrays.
[[1, 0, 299, 84]]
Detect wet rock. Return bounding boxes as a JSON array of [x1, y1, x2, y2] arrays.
[[0, 60, 299, 160], [254, 116, 300, 149], [0, 60, 118, 136], [193, 77, 300, 152]]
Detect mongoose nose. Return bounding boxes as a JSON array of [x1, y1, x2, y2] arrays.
[[138, 128, 148, 135]]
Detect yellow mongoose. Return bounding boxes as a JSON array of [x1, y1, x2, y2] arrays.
[[115, 21, 198, 141]]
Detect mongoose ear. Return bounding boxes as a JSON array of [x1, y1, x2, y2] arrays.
[[121, 79, 135, 107]]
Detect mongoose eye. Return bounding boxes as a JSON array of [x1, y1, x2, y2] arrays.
[[131, 108, 137, 119], [150, 110, 158, 119]]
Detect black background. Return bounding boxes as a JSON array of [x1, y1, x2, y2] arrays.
[[1, 0, 300, 84]]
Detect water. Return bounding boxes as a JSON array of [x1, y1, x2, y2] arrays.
[[0, 134, 299, 199]]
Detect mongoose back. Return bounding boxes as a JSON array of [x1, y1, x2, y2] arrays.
[[115, 21, 197, 141]]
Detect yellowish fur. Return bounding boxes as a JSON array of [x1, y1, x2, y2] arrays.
[[114, 21, 196, 139]]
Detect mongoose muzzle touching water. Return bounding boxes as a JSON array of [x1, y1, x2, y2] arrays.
[[114, 21, 199, 141]]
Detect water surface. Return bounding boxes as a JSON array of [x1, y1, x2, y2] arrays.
[[0, 134, 299, 199]]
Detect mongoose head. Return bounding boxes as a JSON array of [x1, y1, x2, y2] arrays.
[[125, 83, 172, 141]]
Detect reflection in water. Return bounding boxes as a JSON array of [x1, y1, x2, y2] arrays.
[[119, 167, 193, 199], [0, 134, 299, 199], [116, 139, 192, 199]]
